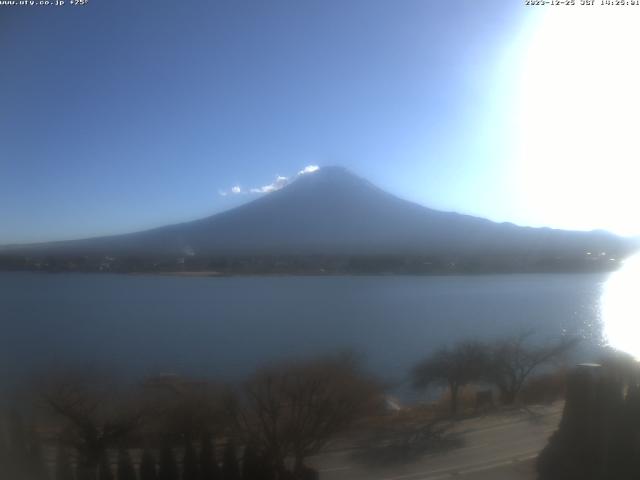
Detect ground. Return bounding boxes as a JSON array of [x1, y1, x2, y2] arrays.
[[309, 402, 563, 480]]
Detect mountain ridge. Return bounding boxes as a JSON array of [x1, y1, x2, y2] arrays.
[[1, 166, 636, 261]]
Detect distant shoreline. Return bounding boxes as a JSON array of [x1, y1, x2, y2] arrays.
[[0, 268, 619, 278]]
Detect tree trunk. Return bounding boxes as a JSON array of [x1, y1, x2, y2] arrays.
[[500, 387, 517, 405], [293, 454, 305, 477], [450, 383, 459, 415], [293, 455, 318, 480], [76, 463, 98, 480]]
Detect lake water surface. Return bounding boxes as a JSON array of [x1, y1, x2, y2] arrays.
[[0, 272, 610, 391]]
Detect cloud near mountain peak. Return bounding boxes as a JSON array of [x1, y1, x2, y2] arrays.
[[219, 165, 320, 196]]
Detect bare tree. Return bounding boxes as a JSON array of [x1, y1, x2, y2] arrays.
[[40, 371, 145, 480], [486, 332, 577, 404], [142, 374, 228, 442], [233, 353, 380, 477], [413, 341, 488, 415]]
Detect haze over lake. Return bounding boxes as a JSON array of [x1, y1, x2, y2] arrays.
[[0, 272, 608, 393]]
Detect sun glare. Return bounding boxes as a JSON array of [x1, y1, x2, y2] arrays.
[[601, 253, 640, 359], [514, 7, 640, 236]]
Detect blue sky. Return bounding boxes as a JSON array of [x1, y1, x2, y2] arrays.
[[2, 1, 613, 244]]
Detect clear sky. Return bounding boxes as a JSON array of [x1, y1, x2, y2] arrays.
[[2, 1, 639, 244]]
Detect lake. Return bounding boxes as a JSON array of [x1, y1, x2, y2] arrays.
[[0, 272, 610, 393]]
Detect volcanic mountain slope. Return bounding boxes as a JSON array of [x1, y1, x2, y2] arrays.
[[2, 166, 634, 258]]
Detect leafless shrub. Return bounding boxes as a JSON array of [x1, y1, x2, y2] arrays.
[[141, 373, 230, 442], [485, 332, 578, 405], [231, 352, 380, 476], [38, 369, 145, 479], [413, 341, 488, 415]]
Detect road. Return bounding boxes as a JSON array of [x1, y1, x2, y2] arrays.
[[310, 402, 563, 480]]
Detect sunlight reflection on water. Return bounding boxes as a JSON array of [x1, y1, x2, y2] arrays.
[[601, 253, 640, 359]]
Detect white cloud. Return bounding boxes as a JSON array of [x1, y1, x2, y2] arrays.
[[218, 185, 243, 196], [218, 165, 320, 197], [250, 175, 289, 194], [298, 165, 319, 176]]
